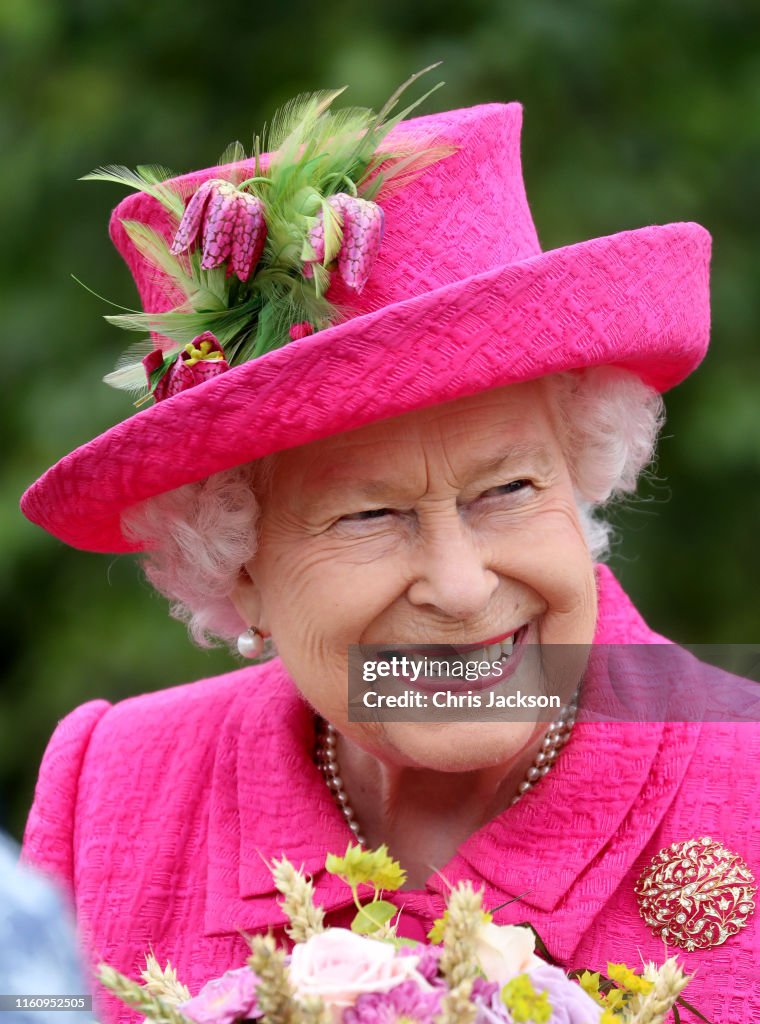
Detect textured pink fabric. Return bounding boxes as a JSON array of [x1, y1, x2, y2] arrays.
[[22, 566, 760, 1024], [19, 103, 711, 553]]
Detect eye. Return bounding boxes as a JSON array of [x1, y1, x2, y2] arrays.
[[338, 507, 394, 523], [479, 479, 533, 499]]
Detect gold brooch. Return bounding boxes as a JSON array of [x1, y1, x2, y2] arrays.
[[635, 836, 756, 951]]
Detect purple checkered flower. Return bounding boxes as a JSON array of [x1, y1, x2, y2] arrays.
[[170, 178, 267, 281]]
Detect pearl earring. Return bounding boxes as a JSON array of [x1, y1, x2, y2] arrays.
[[237, 627, 264, 659]]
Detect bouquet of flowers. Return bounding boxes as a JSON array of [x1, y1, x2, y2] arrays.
[[98, 845, 697, 1024]]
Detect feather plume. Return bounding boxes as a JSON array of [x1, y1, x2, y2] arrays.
[[321, 198, 344, 264], [263, 88, 348, 155], [81, 165, 184, 218], [361, 140, 457, 201], [92, 66, 451, 401], [134, 164, 176, 186], [102, 338, 157, 396], [217, 140, 247, 167], [120, 221, 194, 294], [105, 295, 261, 345]]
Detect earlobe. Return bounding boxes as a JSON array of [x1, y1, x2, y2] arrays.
[[229, 565, 265, 631]]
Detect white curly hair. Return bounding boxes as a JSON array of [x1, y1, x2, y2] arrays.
[[121, 366, 664, 647]]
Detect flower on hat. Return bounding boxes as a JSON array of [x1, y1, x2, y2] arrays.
[[142, 332, 229, 403], [170, 178, 267, 282], [303, 192, 385, 293], [86, 65, 454, 404], [289, 321, 315, 341]]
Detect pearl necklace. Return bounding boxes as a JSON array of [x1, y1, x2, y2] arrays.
[[314, 698, 578, 847]]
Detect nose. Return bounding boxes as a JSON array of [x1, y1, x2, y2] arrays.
[[406, 510, 499, 621]]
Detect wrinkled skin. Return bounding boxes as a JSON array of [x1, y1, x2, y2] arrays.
[[231, 382, 597, 885]]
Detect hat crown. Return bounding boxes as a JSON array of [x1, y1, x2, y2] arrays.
[[334, 103, 542, 315], [109, 103, 541, 324]]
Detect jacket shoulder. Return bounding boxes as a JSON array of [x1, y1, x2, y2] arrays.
[[98, 661, 255, 731], [22, 699, 111, 899], [80, 659, 282, 778], [22, 661, 280, 900]]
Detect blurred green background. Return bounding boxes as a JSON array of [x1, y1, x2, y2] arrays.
[[2, 0, 759, 839]]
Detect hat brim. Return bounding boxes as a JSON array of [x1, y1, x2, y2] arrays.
[[21, 220, 711, 553]]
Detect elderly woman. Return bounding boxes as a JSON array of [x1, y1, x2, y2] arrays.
[[19, 88, 760, 1023]]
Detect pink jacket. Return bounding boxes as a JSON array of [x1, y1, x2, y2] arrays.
[[22, 567, 760, 1023]]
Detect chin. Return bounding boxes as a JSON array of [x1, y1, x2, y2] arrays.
[[372, 720, 543, 774]]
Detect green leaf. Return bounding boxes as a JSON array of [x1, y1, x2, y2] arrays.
[[350, 900, 398, 935], [99, 67, 451, 401]]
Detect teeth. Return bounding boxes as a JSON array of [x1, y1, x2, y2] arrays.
[[384, 629, 522, 670], [500, 635, 515, 658], [459, 646, 488, 663]]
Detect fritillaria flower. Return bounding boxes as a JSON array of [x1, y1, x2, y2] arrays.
[[289, 321, 315, 341], [303, 192, 385, 293], [170, 178, 267, 281], [143, 332, 229, 402]]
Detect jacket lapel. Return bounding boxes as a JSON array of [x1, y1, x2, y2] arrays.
[[204, 566, 702, 964]]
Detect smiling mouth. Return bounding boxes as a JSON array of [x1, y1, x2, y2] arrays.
[[377, 624, 529, 666]]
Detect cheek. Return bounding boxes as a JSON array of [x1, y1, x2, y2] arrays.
[[256, 533, 409, 658], [489, 502, 597, 624]]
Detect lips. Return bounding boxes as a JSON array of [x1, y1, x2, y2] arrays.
[[378, 625, 526, 663], [367, 624, 532, 696]]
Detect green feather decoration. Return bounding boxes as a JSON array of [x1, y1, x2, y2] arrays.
[[216, 141, 247, 167], [80, 164, 184, 218], [103, 339, 159, 396], [87, 65, 454, 404]]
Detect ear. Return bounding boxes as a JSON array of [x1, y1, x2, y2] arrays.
[[229, 565, 268, 634]]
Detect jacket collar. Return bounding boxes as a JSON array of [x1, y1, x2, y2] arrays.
[[204, 566, 702, 961]]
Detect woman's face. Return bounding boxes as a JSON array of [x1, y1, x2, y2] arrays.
[[233, 381, 597, 771]]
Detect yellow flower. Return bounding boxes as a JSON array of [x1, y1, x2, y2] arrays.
[[600, 1011, 621, 1024], [605, 989, 627, 1013], [607, 963, 654, 995], [501, 974, 552, 1024], [577, 971, 604, 1006], [325, 844, 406, 892]]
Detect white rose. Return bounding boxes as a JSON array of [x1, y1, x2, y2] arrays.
[[473, 923, 543, 984]]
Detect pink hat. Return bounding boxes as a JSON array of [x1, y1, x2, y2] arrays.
[[20, 94, 711, 554]]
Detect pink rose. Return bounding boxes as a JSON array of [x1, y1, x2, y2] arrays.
[[288, 929, 429, 1019], [179, 966, 258, 1024]]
